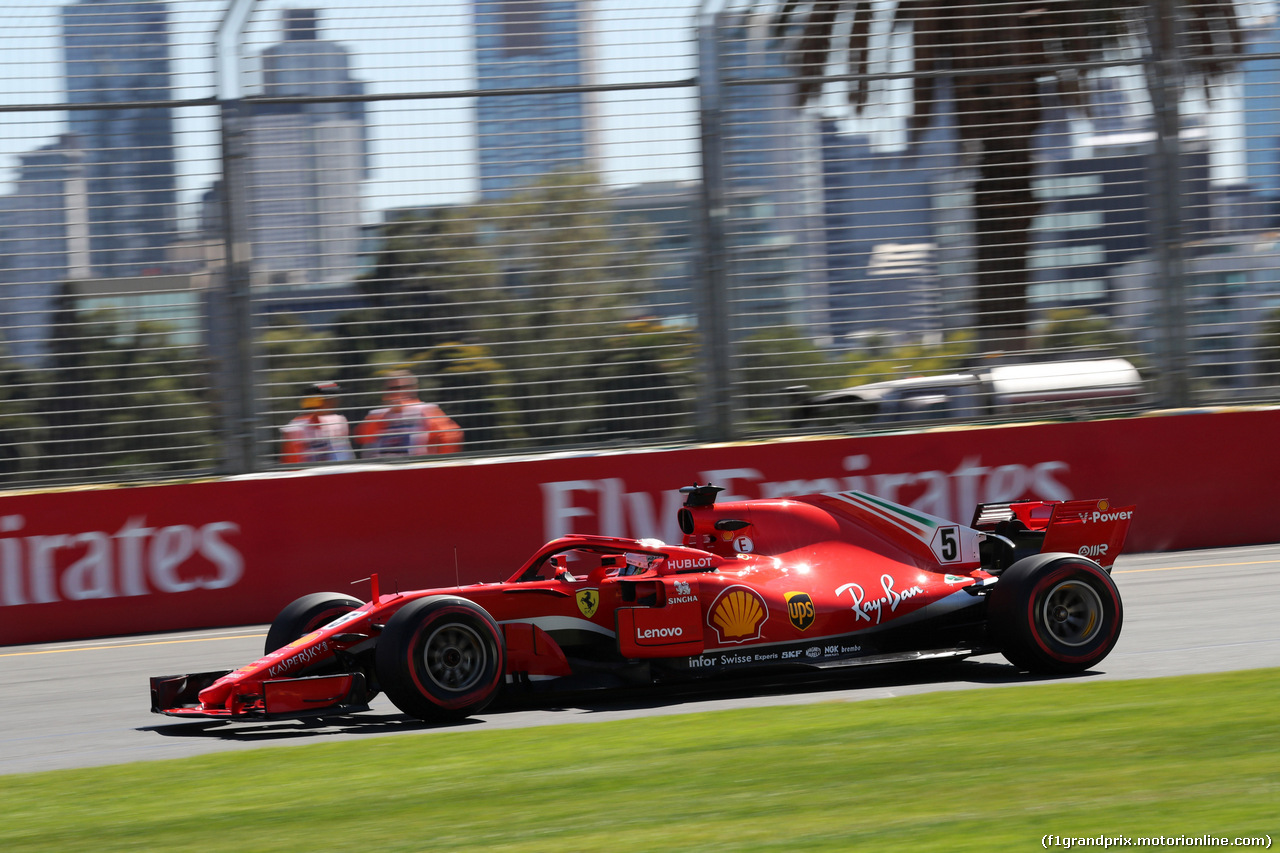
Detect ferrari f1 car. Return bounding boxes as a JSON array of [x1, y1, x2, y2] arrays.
[[151, 485, 1134, 723]]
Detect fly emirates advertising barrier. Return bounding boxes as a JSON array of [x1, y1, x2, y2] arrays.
[[1, 408, 1275, 646]]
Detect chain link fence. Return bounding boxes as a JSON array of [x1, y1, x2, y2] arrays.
[[1, 0, 1278, 487]]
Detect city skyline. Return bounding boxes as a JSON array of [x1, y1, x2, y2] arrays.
[[7, 1, 1280, 221], [0, 0, 703, 223]]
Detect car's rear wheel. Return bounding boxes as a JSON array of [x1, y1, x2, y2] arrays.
[[375, 596, 506, 723], [988, 554, 1123, 674]]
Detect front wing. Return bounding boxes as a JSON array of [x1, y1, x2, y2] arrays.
[[151, 670, 371, 719]]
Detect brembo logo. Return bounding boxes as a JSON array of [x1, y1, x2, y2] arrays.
[[0, 514, 243, 606]]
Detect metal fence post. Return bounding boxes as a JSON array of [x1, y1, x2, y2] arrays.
[[211, 99, 260, 473], [207, 0, 262, 474], [1147, 0, 1192, 409], [695, 1, 734, 443]]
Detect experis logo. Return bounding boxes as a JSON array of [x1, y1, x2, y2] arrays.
[[0, 515, 243, 606]]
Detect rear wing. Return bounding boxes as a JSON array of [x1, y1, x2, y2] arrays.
[[971, 499, 1135, 569]]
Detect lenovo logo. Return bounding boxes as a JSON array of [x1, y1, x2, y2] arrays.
[[637, 626, 683, 640]]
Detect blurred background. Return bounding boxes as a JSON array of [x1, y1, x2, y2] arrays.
[[0, 0, 1275, 486]]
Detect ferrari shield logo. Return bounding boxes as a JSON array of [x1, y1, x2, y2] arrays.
[[576, 588, 599, 619]]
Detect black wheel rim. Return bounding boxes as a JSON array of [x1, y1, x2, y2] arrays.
[[421, 622, 488, 693], [1040, 580, 1105, 647]]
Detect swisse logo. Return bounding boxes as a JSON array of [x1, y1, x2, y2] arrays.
[[0, 514, 243, 607], [638, 626, 683, 640]]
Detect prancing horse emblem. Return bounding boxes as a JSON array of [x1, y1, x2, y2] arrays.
[[576, 588, 599, 619]]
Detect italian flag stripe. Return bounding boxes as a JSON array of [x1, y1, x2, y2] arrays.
[[828, 491, 933, 540]]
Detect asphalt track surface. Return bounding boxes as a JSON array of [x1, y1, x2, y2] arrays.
[[3, 544, 1278, 777]]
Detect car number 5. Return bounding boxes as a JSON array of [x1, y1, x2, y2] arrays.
[[932, 526, 961, 564]]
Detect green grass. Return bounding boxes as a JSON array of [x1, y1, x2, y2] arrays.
[[2, 670, 1277, 852]]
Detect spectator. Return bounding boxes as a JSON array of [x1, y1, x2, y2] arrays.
[[280, 381, 355, 465], [356, 369, 463, 457]]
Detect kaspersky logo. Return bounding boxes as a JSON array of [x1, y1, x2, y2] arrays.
[[708, 585, 767, 644]]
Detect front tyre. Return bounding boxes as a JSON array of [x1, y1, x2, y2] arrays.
[[265, 592, 365, 655], [375, 596, 505, 723], [988, 554, 1123, 674], [265, 592, 379, 703]]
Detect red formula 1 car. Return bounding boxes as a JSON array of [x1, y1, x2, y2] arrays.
[[151, 485, 1134, 723]]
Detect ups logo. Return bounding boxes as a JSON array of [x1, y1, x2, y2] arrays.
[[785, 591, 815, 631]]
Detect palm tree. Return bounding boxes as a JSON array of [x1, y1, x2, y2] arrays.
[[770, 0, 1242, 352]]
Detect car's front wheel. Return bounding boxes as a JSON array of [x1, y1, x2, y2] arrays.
[[264, 592, 379, 702], [264, 592, 365, 655], [988, 554, 1123, 674], [375, 596, 505, 723]]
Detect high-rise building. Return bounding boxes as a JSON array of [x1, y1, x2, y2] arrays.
[[1243, 18, 1280, 212], [244, 8, 369, 291], [62, 0, 177, 278], [0, 135, 90, 363], [821, 122, 959, 347], [473, 0, 602, 198], [1029, 130, 1212, 314], [703, 5, 829, 341]]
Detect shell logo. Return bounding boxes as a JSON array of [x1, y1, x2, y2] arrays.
[[708, 586, 768, 644]]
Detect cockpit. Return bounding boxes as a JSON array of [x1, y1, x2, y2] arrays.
[[514, 545, 663, 584]]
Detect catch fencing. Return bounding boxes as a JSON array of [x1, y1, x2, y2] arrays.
[[0, 0, 1276, 487]]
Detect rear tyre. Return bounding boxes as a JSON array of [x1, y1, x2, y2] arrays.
[[988, 554, 1123, 674], [375, 596, 505, 723], [265, 592, 365, 654]]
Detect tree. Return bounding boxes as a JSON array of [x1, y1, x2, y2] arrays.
[[739, 327, 856, 426], [1031, 308, 1142, 363], [591, 319, 696, 443], [260, 314, 347, 460], [1255, 308, 1280, 386], [43, 310, 214, 480], [338, 170, 693, 450], [0, 353, 50, 483], [416, 342, 524, 451], [771, 0, 1241, 352]]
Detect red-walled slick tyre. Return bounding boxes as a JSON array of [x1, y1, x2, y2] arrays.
[[375, 596, 506, 723], [264, 592, 365, 655], [988, 554, 1123, 674]]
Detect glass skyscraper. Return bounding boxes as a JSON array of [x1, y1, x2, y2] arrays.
[[245, 8, 370, 290], [61, 0, 177, 277], [473, 0, 601, 197]]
